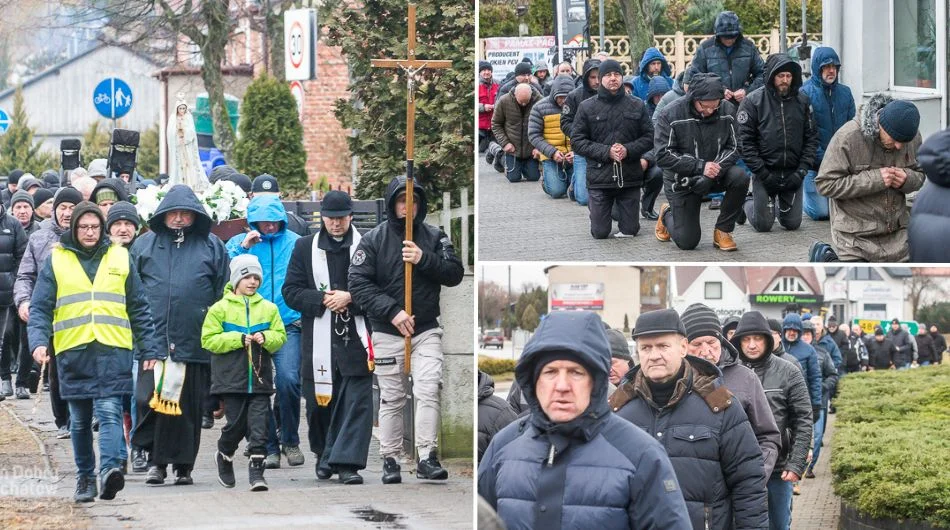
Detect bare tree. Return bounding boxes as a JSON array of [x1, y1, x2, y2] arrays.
[[618, 0, 653, 69], [907, 271, 947, 317]]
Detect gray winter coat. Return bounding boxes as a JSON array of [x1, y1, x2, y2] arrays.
[[610, 356, 768, 530], [14, 218, 66, 308], [686, 12, 765, 94], [814, 93, 925, 262], [479, 311, 691, 530]]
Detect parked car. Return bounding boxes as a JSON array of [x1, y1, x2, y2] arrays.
[[480, 329, 505, 349]]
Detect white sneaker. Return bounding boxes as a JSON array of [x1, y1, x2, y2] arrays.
[[613, 232, 636, 238]]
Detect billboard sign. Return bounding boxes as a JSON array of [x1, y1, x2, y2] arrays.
[[550, 283, 605, 310], [483, 36, 556, 82]]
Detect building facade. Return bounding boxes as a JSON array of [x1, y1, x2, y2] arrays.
[[545, 265, 641, 330]]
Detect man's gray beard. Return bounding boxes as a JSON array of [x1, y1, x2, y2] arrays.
[[778, 86, 790, 97]]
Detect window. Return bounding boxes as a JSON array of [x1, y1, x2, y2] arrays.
[[846, 268, 883, 281], [863, 303, 888, 320], [767, 277, 811, 294], [832, 303, 847, 324], [705, 282, 722, 300], [892, 0, 937, 88]]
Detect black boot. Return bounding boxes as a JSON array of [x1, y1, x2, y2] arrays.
[[249, 455, 269, 491], [416, 450, 449, 480], [145, 465, 166, 485], [173, 465, 193, 485], [338, 466, 363, 485], [201, 414, 214, 429], [641, 187, 660, 221], [214, 451, 235, 488], [131, 447, 148, 473], [99, 467, 124, 500], [381, 457, 401, 484], [74, 475, 97, 503]]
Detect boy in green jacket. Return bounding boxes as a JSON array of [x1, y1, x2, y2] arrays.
[[202, 254, 286, 491]]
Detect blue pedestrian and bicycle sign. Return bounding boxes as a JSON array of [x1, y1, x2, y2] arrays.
[[93, 77, 133, 119], [0, 108, 9, 133]]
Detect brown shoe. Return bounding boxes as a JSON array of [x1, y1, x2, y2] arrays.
[[713, 229, 737, 251], [655, 204, 671, 242]]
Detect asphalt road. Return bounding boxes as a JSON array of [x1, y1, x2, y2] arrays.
[[477, 156, 833, 262]]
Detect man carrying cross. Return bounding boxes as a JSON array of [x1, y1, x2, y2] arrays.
[[349, 177, 464, 484]]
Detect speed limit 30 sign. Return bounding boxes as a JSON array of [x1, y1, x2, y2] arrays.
[[284, 9, 317, 81]]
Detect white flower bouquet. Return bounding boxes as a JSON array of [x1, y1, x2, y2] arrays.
[[133, 181, 250, 225]]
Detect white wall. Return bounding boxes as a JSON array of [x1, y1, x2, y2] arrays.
[[671, 267, 748, 322]]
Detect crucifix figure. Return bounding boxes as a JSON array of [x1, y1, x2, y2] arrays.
[[371, 3, 451, 375]]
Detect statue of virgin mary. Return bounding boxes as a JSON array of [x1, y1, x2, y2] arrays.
[[167, 94, 210, 192]]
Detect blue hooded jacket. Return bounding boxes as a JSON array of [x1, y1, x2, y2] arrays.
[[478, 311, 691, 530], [780, 313, 822, 407], [800, 47, 855, 166], [226, 195, 301, 325], [632, 47, 673, 102]]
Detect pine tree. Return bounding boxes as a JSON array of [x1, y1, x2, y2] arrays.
[[233, 74, 307, 192], [521, 304, 540, 332], [325, 0, 474, 210], [81, 121, 112, 165], [136, 125, 161, 179], [0, 85, 56, 175]]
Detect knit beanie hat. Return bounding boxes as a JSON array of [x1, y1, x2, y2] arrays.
[[605, 329, 633, 361], [598, 59, 623, 79], [531, 350, 593, 383], [681, 303, 722, 342], [18, 176, 42, 192], [54, 186, 82, 211], [514, 62, 532, 76], [879, 100, 920, 143], [8, 169, 23, 185], [32, 188, 53, 208], [95, 188, 118, 204], [230, 254, 263, 289], [106, 201, 141, 231], [768, 318, 783, 334], [10, 190, 33, 208], [479, 60, 493, 73], [69, 201, 105, 243]]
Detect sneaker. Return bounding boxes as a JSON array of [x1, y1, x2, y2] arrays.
[[612, 232, 636, 238], [214, 451, 235, 488], [1, 380, 12, 397], [339, 468, 363, 485], [282, 445, 305, 467], [131, 448, 148, 473], [416, 450, 449, 481], [42, 382, 49, 392], [382, 457, 402, 484], [74, 475, 97, 503], [56, 425, 71, 439], [805, 469, 816, 479], [201, 414, 214, 429], [484, 148, 495, 166], [808, 240, 839, 263], [654, 204, 671, 242], [99, 468, 125, 500], [173, 468, 193, 486], [14, 386, 29, 399], [713, 229, 737, 251], [792, 481, 801, 495], [145, 465, 166, 485], [249, 456, 269, 491], [264, 453, 281, 469]]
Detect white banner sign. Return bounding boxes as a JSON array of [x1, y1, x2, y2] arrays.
[[483, 36, 556, 82], [284, 9, 317, 81], [550, 283, 605, 310]]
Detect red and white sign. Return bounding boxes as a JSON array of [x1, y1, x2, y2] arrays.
[[289, 81, 304, 121], [550, 283, 605, 310], [284, 9, 317, 81], [483, 36, 556, 83]]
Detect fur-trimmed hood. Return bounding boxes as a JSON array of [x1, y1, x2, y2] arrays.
[[859, 92, 895, 140]]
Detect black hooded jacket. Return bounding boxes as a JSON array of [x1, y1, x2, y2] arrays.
[[730, 311, 813, 477], [571, 85, 654, 189], [130, 185, 229, 363], [654, 73, 740, 181], [910, 127, 950, 262], [348, 177, 464, 338], [559, 59, 601, 139], [477, 371, 518, 463], [0, 201, 27, 307], [737, 54, 818, 183]]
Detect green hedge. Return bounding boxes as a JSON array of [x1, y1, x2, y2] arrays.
[[479, 356, 516, 376], [832, 364, 950, 527]]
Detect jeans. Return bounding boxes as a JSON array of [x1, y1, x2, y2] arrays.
[[921, 361, 931, 366], [541, 159, 573, 198], [503, 154, 540, 183], [808, 407, 826, 471], [767, 472, 794, 530], [271, 324, 301, 447], [571, 155, 589, 205], [68, 396, 124, 478], [130, 359, 139, 436], [802, 170, 830, 220]]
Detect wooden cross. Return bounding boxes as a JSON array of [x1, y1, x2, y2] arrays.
[[371, 3, 451, 375]]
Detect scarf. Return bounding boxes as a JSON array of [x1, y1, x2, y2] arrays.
[[311, 228, 373, 407], [149, 359, 186, 416]]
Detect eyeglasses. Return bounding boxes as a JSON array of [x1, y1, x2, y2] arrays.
[[77, 224, 101, 233], [696, 100, 721, 112]]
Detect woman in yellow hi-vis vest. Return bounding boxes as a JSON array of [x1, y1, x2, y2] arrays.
[[27, 202, 161, 503]]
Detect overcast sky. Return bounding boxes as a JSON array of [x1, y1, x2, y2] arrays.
[[479, 263, 549, 292]]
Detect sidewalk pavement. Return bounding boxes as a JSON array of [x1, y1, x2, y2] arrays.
[[478, 157, 833, 262], [2, 390, 473, 529], [791, 412, 840, 530]]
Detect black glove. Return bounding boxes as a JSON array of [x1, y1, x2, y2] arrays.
[[812, 406, 822, 421], [784, 168, 807, 191], [758, 169, 781, 194], [672, 174, 703, 192]]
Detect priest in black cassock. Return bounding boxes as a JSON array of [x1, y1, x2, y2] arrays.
[[282, 191, 374, 485]]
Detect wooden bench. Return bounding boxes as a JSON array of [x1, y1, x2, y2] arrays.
[[282, 199, 388, 234]]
